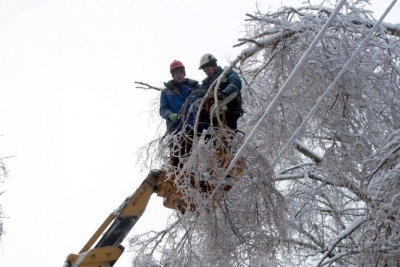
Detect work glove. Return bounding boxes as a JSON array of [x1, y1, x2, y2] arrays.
[[217, 91, 228, 100], [169, 113, 179, 122]]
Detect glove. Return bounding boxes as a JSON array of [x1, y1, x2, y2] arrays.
[[217, 91, 228, 100], [169, 113, 179, 122]]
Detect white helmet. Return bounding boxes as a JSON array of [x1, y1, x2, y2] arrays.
[[199, 53, 217, 69]]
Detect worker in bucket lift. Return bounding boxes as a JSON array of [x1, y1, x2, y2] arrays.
[[199, 53, 243, 131], [160, 60, 203, 168]]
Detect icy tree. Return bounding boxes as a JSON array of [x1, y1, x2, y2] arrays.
[[130, 1, 400, 266]]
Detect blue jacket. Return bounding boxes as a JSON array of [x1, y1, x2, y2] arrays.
[[160, 78, 203, 133], [200, 66, 243, 115]]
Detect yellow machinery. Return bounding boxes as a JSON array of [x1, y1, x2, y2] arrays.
[[62, 93, 243, 267], [62, 170, 165, 267], [62, 159, 243, 267]]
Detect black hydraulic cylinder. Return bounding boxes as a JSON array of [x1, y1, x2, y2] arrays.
[[95, 215, 140, 248]]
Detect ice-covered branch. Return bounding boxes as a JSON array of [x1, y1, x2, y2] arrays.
[[317, 216, 367, 267], [295, 141, 323, 163], [221, 0, 349, 184], [135, 81, 162, 91], [266, 0, 396, 183], [134, 0, 400, 265]]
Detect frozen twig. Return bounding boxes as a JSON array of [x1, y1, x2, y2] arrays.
[[135, 81, 162, 91], [316, 216, 367, 266], [266, 0, 396, 181], [295, 141, 323, 163], [220, 0, 349, 188]]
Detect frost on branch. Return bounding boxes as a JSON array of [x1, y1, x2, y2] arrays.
[[361, 128, 400, 265], [235, 0, 399, 265], [131, 1, 400, 266]]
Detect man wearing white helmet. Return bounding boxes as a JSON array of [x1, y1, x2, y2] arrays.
[[199, 53, 243, 130]]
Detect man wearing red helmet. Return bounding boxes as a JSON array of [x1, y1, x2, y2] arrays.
[[160, 60, 203, 168]]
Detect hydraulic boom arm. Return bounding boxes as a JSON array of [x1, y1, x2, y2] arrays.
[[62, 105, 244, 267], [62, 169, 168, 267]]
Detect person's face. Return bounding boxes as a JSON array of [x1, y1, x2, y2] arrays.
[[172, 70, 185, 83], [203, 66, 216, 78]]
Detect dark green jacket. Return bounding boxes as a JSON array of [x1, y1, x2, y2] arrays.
[[200, 66, 243, 115]]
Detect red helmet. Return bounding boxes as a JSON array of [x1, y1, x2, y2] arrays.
[[170, 60, 185, 74]]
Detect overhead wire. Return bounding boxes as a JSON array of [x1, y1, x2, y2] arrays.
[[217, 0, 350, 190], [269, 0, 398, 179]]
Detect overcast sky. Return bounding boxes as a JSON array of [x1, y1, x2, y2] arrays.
[[0, 1, 398, 266]]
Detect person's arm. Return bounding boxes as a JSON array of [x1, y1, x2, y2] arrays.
[[159, 90, 173, 120], [222, 70, 242, 96]]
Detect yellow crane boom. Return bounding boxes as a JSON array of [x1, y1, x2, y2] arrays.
[[61, 169, 177, 267]]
